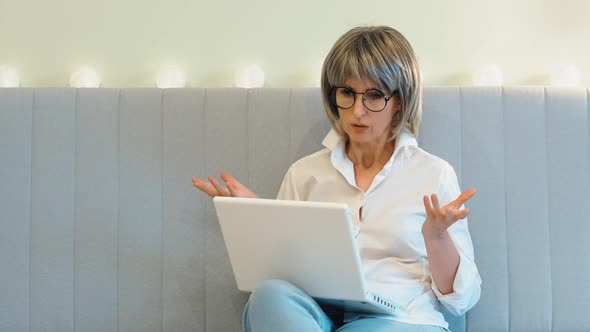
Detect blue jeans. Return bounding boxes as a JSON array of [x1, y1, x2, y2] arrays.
[[242, 279, 447, 332]]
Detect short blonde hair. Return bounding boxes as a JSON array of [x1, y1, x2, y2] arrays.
[[320, 26, 422, 141]]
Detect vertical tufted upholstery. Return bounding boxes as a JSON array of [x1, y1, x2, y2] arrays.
[[0, 87, 588, 331]]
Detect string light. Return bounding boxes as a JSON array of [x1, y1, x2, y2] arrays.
[[235, 64, 265, 88], [472, 64, 503, 86], [0, 66, 20, 87], [2, 63, 587, 87], [69, 66, 100, 88], [550, 64, 581, 87], [156, 64, 186, 88], [313, 61, 323, 87]]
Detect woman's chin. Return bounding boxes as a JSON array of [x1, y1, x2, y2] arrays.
[[347, 132, 372, 143]]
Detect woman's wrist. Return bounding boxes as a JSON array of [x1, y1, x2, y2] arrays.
[[421, 220, 448, 241]]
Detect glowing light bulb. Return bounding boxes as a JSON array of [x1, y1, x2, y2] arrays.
[[313, 61, 323, 87], [69, 66, 100, 88], [472, 64, 503, 86], [550, 64, 581, 87], [0, 66, 20, 87], [156, 65, 186, 88], [235, 64, 265, 88]]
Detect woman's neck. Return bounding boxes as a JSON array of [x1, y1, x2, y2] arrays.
[[345, 138, 395, 170]]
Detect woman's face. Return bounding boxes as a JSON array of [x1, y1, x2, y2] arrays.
[[337, 77, 400, 145]]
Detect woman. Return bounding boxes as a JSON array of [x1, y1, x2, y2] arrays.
[[193, 25, 481, 332]]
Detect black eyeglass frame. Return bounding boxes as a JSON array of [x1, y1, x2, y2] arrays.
[[330, 86, 397, 113]]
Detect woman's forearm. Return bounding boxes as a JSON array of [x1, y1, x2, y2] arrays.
[[423, 229, 460, 295]]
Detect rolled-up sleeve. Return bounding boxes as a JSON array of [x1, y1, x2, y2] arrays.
[[431, 164, 482, 316], [276, 165, 300, 201]]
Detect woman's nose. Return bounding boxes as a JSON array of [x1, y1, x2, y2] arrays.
[[351, 95, 367, 117]]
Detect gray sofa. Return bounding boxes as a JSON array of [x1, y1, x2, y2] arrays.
[[1, 87, 589, 331]]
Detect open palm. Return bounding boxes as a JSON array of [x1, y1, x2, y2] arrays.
[[422, 188, 476, 235], [192, 172, 257, 198]]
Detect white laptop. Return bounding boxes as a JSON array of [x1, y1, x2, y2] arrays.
[[213, 196, 401, 316]]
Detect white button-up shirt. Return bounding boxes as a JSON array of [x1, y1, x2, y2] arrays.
[[276, 128, 481, 330]]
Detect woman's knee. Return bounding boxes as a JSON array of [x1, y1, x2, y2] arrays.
[[249, 279, 300, 306], [244, 279, 333, 332]]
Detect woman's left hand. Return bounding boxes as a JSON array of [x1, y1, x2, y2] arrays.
[[422, 188, 477, 237]]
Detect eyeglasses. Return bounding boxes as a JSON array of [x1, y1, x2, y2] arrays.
[[331, 86, 396, 112]]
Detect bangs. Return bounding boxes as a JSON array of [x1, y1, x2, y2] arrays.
[[325, 34, 402, 94]]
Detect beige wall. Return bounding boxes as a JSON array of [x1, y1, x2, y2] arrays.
[[1, 0, 588, 87]]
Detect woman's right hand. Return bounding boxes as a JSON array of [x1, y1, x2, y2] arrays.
[[192, 172, 257, 198]]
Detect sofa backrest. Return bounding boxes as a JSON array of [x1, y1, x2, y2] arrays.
[[1, 87, 589, 331]]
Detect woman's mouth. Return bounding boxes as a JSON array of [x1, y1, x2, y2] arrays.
[[351, 124, 369, 132]]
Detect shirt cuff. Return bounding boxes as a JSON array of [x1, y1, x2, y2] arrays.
[[431, 252, 481, 316]]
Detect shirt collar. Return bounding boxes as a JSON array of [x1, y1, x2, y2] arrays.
[[322, 127, 418, 191], [321, 126, 418, 155]]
